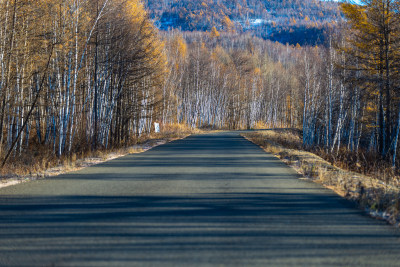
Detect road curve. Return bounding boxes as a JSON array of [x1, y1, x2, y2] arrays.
[[0, 132, 399, 266]]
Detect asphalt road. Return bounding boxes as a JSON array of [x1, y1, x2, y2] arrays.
[[0, 132, 400, 267]]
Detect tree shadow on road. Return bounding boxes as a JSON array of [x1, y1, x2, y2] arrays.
[[1, 192, 399, 266]]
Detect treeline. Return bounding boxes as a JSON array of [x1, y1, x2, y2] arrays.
[[300, 0, 400, 168], [0, 0, 165, 165], [0, 1, 305, 167], [161, 31, 302, 129], [3, 0, 400, 173], [159, 0, 400, 170]]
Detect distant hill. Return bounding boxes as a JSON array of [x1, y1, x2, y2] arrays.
[[144, 0, 342, 45]]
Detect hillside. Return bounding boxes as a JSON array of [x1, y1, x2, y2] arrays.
[[144, 0, 342, 45]]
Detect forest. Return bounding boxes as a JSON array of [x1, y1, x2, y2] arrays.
[[0, 0, 166, 169], [144, 0, 342, 45], [1, 0, 400, 183]]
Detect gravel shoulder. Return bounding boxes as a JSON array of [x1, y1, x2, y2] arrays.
[[1, 132, 400, 266], [242, 130, 400, 227]]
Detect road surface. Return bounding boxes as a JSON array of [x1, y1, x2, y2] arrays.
[[0, 132, 400, 266]]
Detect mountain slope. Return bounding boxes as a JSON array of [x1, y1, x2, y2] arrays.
[[144, 0, 342, 45]]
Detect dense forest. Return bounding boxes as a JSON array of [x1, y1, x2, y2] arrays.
[[2, 0, 400, 178], [0, 0, 166, 167], [144, 0, 342, 45]]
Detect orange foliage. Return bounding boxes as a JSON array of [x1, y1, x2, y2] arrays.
[[222, 16, 235, 33], [210, 26, 220, 38]]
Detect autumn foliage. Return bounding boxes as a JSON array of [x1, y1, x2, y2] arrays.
[[3, 0, 400, 180], [0, 0, 167, 168]]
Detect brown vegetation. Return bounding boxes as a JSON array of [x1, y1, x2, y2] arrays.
[[1, 123, 199, 185], [2, 0, 400, 216], [0, 0, 166, 170], [144, 0, 341, 45], [243, 129, 400, 226]]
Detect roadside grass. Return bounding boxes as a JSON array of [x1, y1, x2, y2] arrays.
[[242, 129, 400, 226], [0, 123, 200, 187]]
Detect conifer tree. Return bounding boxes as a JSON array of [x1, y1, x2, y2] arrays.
[[340, 0, 400, 157]]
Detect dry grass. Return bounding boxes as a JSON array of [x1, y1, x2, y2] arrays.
[[150, 123, 202, 140], [0, 123, 200, 188], [243, 130, 400, 227]]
